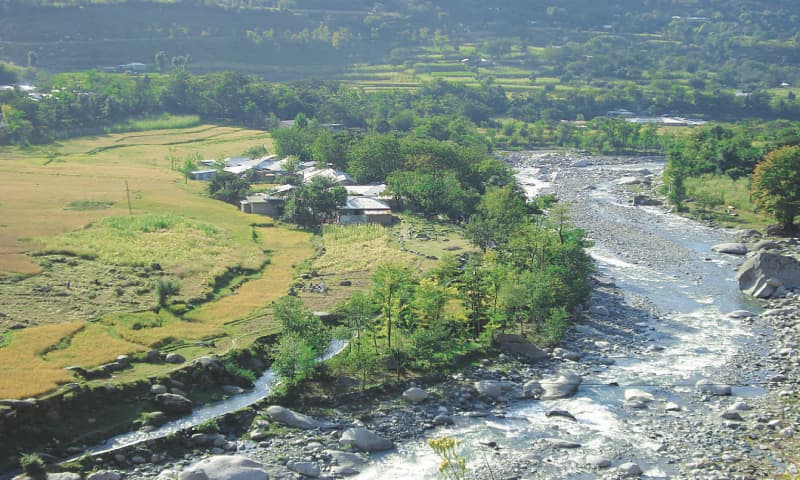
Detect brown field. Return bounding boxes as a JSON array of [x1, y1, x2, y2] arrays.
[[0, 125, 305, 399]]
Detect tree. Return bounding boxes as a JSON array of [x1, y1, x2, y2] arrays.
[[751, 145, 800, 233], [372, 262, 412, 352], [311, 129, 346, 168], [271, 333, 317, 385], [465, 185, 530, 250], [207, 171, 250, 204], [281, 177, 347, 228], [272, 295, 328, 352], [155, 50, 169, 72], [336, 292, 375, 352]]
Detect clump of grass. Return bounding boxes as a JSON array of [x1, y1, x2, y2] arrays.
[[64, 200, 114, 211], [224, 360, 257, 383]]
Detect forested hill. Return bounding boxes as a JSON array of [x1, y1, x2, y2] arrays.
[[1, 0, 799, 92]]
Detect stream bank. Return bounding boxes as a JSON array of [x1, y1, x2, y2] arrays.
[[14, 152, 800, 480]]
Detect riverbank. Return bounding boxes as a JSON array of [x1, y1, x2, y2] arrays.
[[16, 152, 800, 480]]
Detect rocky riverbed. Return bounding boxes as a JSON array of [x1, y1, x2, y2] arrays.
[[17, 152, 800, 480]]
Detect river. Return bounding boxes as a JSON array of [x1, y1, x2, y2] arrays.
[[352, 153, 767, 479]]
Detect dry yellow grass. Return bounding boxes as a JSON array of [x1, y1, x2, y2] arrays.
[[187, 227, 312, 324], [0, 125, 271, 277], [0, 322, 84, 398], [43, 323, 146, 367]]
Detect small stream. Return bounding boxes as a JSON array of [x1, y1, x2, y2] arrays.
[[352, 155, 766, 479], [85, 340, 348, 456]]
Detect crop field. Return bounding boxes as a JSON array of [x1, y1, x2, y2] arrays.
[[0, 125, 314, 398]]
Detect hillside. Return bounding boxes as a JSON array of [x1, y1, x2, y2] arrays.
[[0, 0, 798, 92]]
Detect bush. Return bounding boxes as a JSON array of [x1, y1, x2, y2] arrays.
[[223, 360, 257, 383], [19, 453, 46, 480]]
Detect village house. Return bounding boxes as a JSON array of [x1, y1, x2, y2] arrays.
[[338, 196, 394, 226], [190, 169, 217, 181]]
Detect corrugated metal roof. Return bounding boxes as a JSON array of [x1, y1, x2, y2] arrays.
[[343, 196, 391, 210], [345, 184, 387, 197]]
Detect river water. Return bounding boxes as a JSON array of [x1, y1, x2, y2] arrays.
[[353, 154, 765, 479]]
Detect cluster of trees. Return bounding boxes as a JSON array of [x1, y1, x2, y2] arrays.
[[662, 121, 800, 210], [273, 117, 513, 222], [271, 186, 593, 387]]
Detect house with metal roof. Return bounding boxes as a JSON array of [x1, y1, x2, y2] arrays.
[[338, 196, 394, 226]]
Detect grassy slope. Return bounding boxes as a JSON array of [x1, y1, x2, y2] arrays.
[[0, 125, 307, 399]]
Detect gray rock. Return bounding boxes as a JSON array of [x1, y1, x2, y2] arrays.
[[617, 462, 643, 477], [726, 310, 756, 319], [540, 371, 582, 400], [721, 409, 744, 421], [191, 433, 226, 447], [266, 405, 320, 430], [325, 450, 367, 467], [546, 438, 581, 449], [433, 414, 454, 425], [711, 243, 748, 255], [493, 333, 548, 360], [402, 387, 429, 403], [730, 401, 752, 411], [287, 461, 320, 478], [737, 252, 800, 298], [586, 454, 612, 468], [48, 474, 82, 480], [624, 389, 655, 403], [150, 384, 168, 395], [546, 409, 577, 421], [178, 455, 267, 480], [617, 176, 647, 186], [195, 356, 225, 373], [339, 427, 394, 452], [754, 240, 781, 251], [553, 348, 582, 361], [87, 470, 122, 480], [474, 380, 517, 400], [588, 305, 609, 317], [762, 307, 796, 317], [156, 393, 193, 413], [522, 380, 544, 399], [164, 353, 185, 364], [664, 402, 681, 412], [696, 379, 732, 396], [131, 456, 147, 465], [222, 385, 244, 395]]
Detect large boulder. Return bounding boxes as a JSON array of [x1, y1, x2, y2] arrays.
[[179, 455, 267, 480], [402, 387, 429, 403], [156, 393, 193, 414], [737, 252, 800, 298], [711, 243, 748, 255], [87, 471, 122, 480], [493, 333, 548, 360], [473, 380, 518, 401], [696, 379, 732, 396], [339, 427, 394, 452], [266, 405, 320, 430], [540, 371, 582, 400]]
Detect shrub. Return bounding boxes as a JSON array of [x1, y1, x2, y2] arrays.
[[19, 453, 46, 480]]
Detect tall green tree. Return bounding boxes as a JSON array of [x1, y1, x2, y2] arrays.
[[751, 145, 800, 232], [372, 262, 412, 352]]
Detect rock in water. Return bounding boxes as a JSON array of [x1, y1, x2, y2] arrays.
[[737, 252, 800, 298], [617, 462, 643, 477], [696, 379, 732, 396], [339, 427, 394, 452], [266, 405, 320, 430], [711, 243, 748, 255], [179, 455, 268, 480], [540, 371, 582, 400], [155, 393, 193, 414]]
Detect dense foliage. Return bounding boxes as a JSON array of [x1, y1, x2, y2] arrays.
[[751, 146, 800, 232], [662, 121, 800, 211]]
